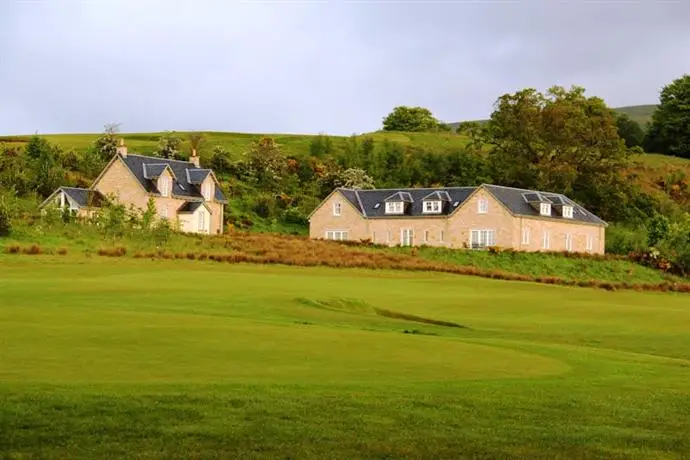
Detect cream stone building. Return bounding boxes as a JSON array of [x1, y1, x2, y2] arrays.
[[41, 140, 227, 234], [309, 185, 607, 254]]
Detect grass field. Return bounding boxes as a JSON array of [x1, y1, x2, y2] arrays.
[[1, 256, 689, 459]]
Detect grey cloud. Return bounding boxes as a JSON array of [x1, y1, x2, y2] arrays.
[[1, 0, 688, 136]]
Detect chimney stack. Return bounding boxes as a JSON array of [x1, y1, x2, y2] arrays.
[[190, 148, 200, 168], [116, 138, 127, 158]]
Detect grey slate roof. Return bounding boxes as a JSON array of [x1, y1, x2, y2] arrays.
[[178, 201, 207, 214], [120, 154, 227, 203], [187, 169, 212, 184], [142, 163, 171, 180], [333, 184, 606, 225], [61, 187, 105, 208]]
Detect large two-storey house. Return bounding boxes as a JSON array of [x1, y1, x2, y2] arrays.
[[41, 140, 228, 234]]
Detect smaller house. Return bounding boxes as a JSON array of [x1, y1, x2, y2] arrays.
[[40, 139, 228, 234]]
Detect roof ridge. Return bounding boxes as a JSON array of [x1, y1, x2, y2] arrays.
[[354, 190, 367, 217], [127, 153, 194, 165], [340, 186, 477, 192]]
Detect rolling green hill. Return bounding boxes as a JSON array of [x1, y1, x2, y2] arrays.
[[447, 104, 658, 130]]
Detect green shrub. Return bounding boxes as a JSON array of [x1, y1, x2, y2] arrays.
[[606, 225, 648, 255], [0, 198, 12, 236]]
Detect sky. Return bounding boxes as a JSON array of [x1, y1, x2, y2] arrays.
[[1, 0, 689, 136]]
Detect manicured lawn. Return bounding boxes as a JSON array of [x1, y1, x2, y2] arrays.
[[1, 257, 689, 459]]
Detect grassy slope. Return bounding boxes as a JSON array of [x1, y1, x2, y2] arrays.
[[1, 257, 689, 458], [3, 222, 683, 286]]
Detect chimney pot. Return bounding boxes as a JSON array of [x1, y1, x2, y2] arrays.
[[190, 148, 200, 168], [116, 138, 128, 158]]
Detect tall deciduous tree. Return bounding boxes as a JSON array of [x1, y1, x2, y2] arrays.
[[156, 131, 182, 159], [94, 123, 121, 161], [616, 113, 645, 148], [481, 85, 645, 222], [382, 106, 441, 132], [241, 137, 288, 190], [645, 74, 690, 158]]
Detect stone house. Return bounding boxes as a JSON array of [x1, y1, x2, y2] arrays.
[[40, 139, 228, 234], [308, 184, 607, 254]]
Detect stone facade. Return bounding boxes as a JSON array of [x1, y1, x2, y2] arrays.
[[309, 187, 606, 254], [89, 154, 224, 234]]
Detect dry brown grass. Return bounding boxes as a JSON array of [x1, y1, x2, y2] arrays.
[[90, 231, 690, 295]]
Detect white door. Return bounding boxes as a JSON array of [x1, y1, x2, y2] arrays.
[[401, 228, 413, 246]]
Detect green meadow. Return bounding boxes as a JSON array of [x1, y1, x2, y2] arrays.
[[1, 256, 689, 459]]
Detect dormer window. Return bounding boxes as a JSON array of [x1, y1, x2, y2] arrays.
[[562, 205, 573, 218], [540, 202, 551, 216], [202, 182, 212, 201], [423, 200, 442, 214], [385, 201, 404, 214], [159, 176, 170, 197]]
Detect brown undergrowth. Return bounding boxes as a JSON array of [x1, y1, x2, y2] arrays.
[[129, 232, 690, 294]]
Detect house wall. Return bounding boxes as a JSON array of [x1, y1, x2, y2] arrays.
[[517, 217, 605, 254], [309, 191, 368, 240], [92, 158, 150, 209], [309, 187, 606, 253], [447, 189, 518, 248], [178, 206, 210, 234]]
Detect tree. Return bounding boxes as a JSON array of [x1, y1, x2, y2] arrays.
[[156, 131, 182, 159], [25, 135, 51, 160], [481, 85, 636, 222], [616, 113, 645, 148], [335, 168, 375, 189], [240, 137, 288, 190], [382, 106, 440, 132], [31, 141, 65, 198], [209, 145, 231, 174], [645, 74, 690, 158], [94, 123, 120, 161], [187, 132, 206, 157]]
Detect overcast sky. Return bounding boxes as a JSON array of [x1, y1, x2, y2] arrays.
[[1, 0, 689, 136]]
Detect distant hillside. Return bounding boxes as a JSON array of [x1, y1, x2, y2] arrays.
[[448, 104, 658, 131]]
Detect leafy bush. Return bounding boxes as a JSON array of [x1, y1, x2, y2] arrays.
[[605, 225, 648, 255], [0, 197, 11, 236]]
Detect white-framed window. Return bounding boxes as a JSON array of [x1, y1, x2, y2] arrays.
[[586, 235, 594, 252], [540, 202, 551, 216], [424, 230, 429, 243], [522, 227, 530, 245], [160, 206, 168, 219], [333, 202, 342, 216], [325, 230, 348, 241], [202, 183, 212, 201], [562, 206, 573, 219], [400, 228, 414, 246], [470, 229, 495, 249], [542, 230, 550, 249], [198, 210, 206, 231], [423, 200, 442, 214], [159, 176, 170, 197], [385, 201, 404, 214], [477, 198, 488, 214], [565, 233, 573, 252], [440, 230, 444, 243]]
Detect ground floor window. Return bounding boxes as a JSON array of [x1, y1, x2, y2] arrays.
[[326, 230, 348, 241], [470, 229, 495, 249], [401, 228, 414, 246], [543, 230, 550, 250], [565, 233, 573, 251], [423, 230, 429, 244], [586, 235, 594, 252], [440, 230, 444, 243], [522, 227, 530, 245]]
